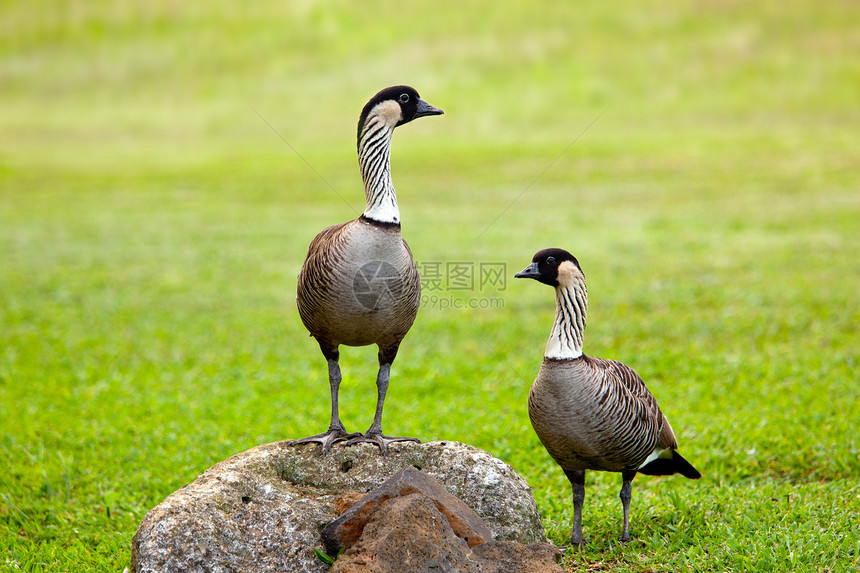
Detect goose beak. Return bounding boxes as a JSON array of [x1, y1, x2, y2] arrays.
[[515, 262, 541, 280], [415, 98, 444, 118]]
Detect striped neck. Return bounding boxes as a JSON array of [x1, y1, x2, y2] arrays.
[[546, 281, 587, 360], [358, 113, 399, 225]]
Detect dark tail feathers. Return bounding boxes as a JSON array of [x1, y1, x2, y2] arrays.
[[638, 450, 701, 479]]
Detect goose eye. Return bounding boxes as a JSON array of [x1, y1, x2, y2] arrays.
[[546, 256, 556, 264], [399, 93, 410, 103]]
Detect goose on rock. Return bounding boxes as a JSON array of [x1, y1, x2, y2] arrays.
[[291, 86, 443, 456], [515, 248, 700, 546]]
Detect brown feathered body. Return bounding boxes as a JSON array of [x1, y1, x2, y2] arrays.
[[297, 218, 420, 351], [529, 355, 679, 474]]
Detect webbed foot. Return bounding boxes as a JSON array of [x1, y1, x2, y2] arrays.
[[289, 429, 361, 455], [344, 432, 420, 457]]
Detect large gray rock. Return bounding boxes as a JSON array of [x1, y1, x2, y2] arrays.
[[130, 440, 547, 573]]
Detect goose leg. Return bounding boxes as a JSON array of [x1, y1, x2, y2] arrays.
[[290, 348, 360, 454], [619, 470, 636, 543], [345, 346, 419, 456], [564, 469, 587, 547]]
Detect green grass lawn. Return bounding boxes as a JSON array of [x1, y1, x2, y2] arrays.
[[1, 1, 858, 571]]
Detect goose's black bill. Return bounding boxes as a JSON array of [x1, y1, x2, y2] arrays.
[[515, 262, 541, 279], [415, 98, 444, 118]]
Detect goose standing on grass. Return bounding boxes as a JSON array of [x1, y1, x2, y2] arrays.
[[291, 86, 443, 456], [515, 248, 700, 546]]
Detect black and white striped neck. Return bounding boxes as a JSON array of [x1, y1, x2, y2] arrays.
[[546, 281, 587, 360], [358, 110, 400, 225]]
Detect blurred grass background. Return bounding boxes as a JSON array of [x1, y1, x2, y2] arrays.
[[1, 1, 858, 571]]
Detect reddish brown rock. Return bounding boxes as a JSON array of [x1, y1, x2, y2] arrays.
[[330, 493, 563, 573], [335, 492, 366, 515], [332, 494, 479, 573], [322, 466, 492, 555]]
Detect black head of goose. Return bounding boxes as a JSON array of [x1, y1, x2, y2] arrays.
[[292, 86, 443, 456], [516, 248, 700, 546]]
